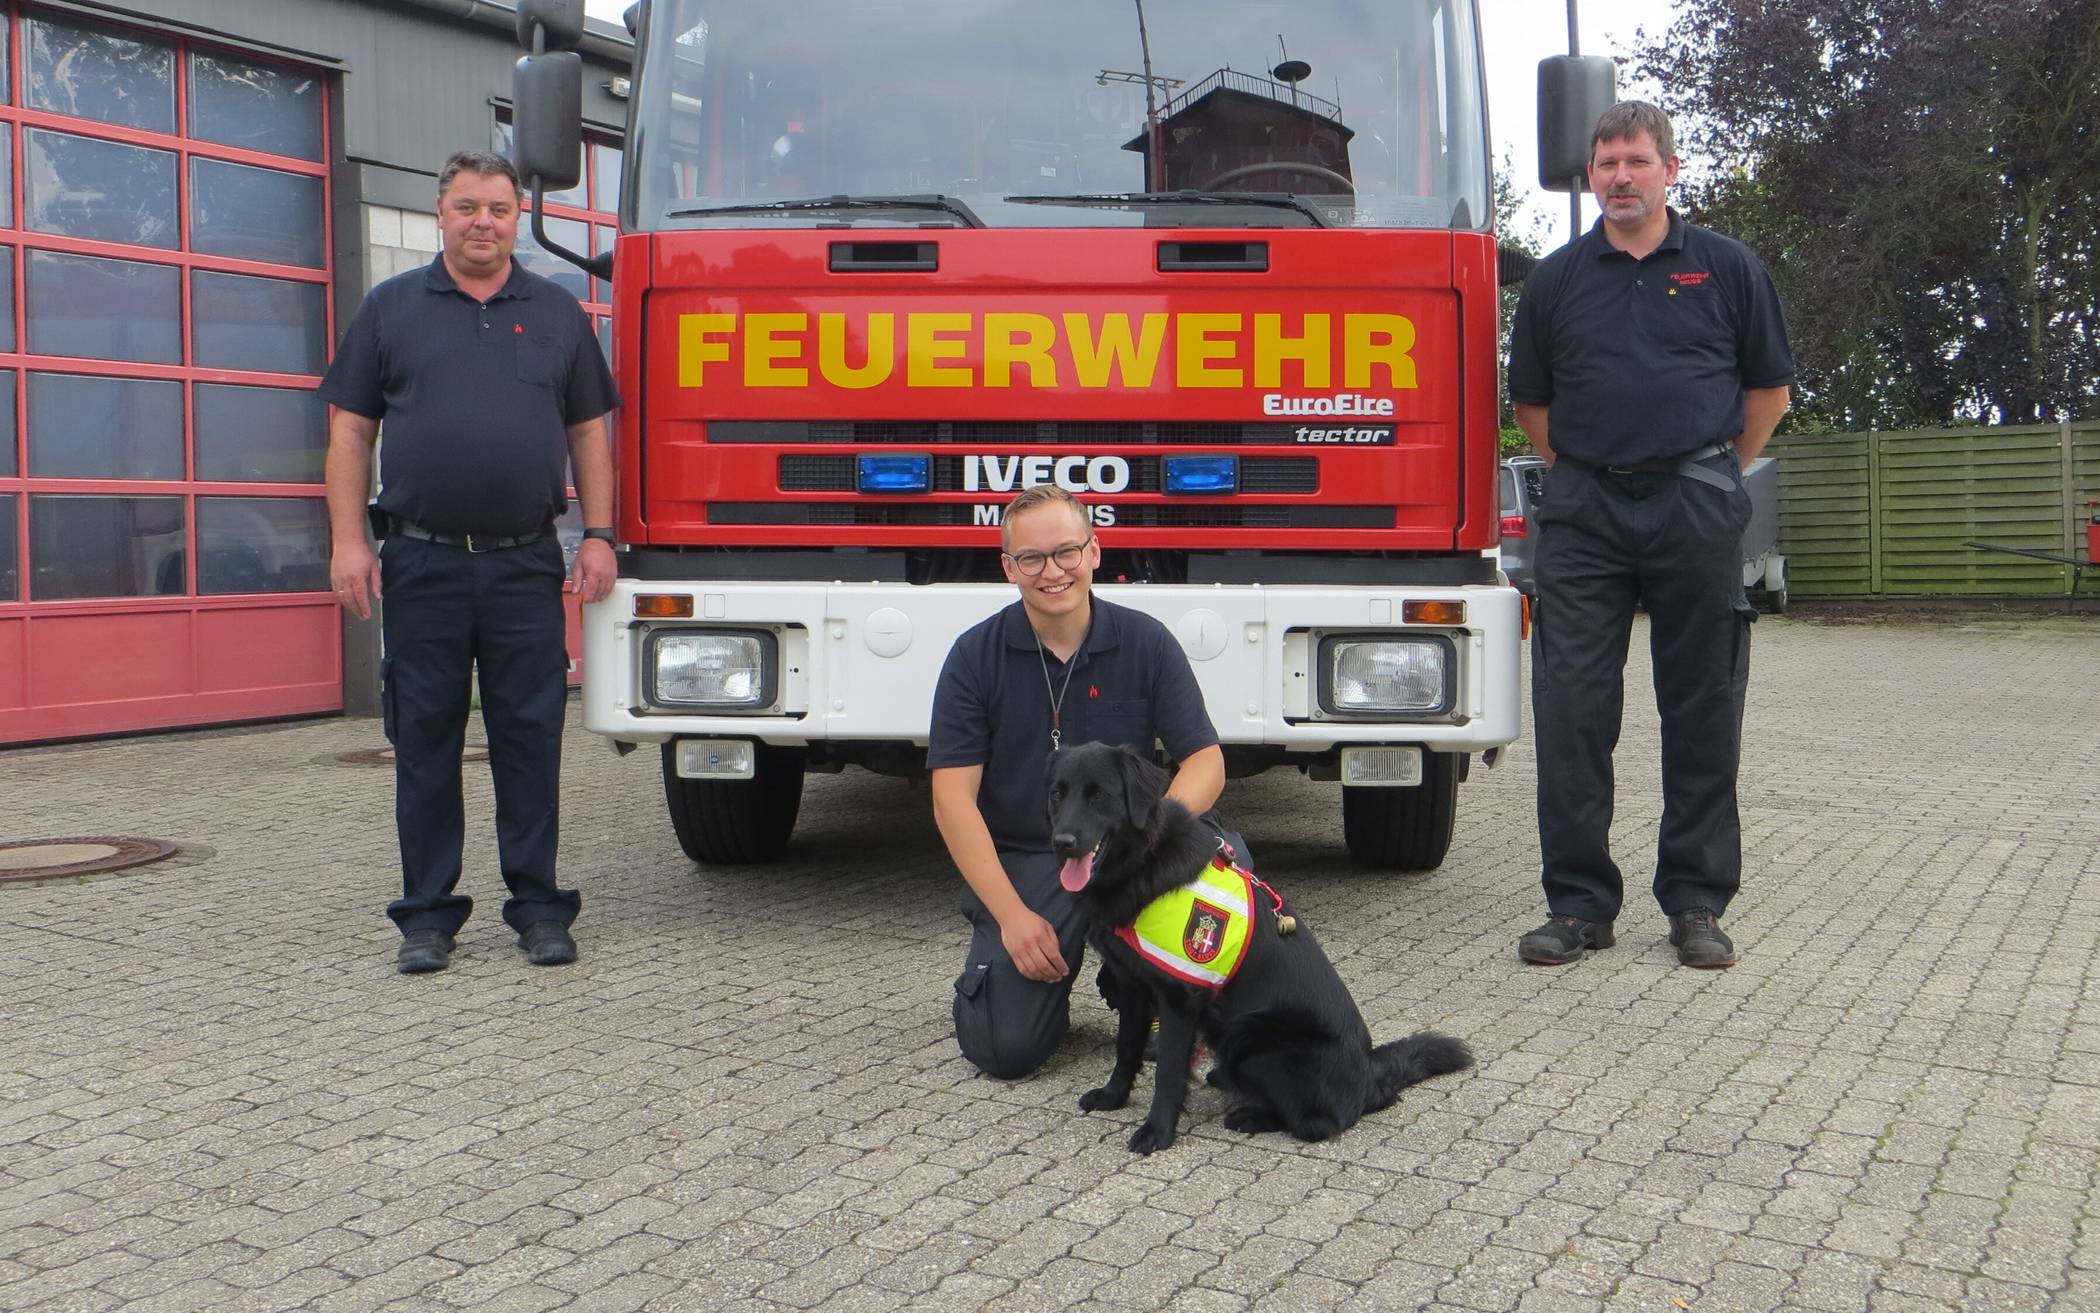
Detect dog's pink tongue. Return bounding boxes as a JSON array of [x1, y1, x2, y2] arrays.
[[1059, 851, 1094, 893]]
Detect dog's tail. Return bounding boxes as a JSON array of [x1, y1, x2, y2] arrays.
[[1364, 1032, 1473, 1113]]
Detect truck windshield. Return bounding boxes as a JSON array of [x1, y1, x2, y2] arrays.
[[628, 0, 1490, 232]]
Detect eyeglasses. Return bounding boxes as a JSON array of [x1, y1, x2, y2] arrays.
[[1002, 536, 1094, 576]]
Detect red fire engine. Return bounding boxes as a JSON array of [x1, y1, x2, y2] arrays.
[[511, 0, 1604, 871]]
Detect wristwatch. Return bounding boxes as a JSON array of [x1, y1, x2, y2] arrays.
[[581, 527, 615, 543]]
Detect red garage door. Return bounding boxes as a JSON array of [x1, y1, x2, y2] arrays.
[[0, 8, 339, 743]]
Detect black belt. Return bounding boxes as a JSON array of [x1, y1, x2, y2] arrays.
[[389, 517, 549, 552], [1601, 441, 1736, 491]]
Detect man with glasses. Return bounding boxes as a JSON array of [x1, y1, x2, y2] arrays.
[[929, 485, 1240, 1079]]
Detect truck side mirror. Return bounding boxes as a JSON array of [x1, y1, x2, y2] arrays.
[[513, 51, 584, 193], [515, 0, 586, 51], [1536, 56, 1617, 192]]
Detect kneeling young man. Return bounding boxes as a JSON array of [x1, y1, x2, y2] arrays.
[[929, 486, 1245, 1078]]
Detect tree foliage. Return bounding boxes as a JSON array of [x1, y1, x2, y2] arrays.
[[1631, 0, 2100, 429], [1495, 154, 1547, 455]]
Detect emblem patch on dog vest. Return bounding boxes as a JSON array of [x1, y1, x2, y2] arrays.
[[1184, 900, 1228, 964]]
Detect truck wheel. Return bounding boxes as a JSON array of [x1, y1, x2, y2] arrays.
[[1342, 750, 1459, 871], [660, 741, 806, 865]]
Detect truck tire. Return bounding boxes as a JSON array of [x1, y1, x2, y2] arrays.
[[1342, 750, 1459, 871], [660, 741, 806, 865]]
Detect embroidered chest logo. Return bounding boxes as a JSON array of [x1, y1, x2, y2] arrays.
[[1184, 900, 1229, 964], [1669, 271, 1711, 288]]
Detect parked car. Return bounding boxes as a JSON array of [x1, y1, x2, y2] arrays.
[[1496, 452, 1789, 612], [1499, 455, 1547, 596]]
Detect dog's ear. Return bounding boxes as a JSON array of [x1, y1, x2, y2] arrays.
[[1120, 746, 1158, 832]]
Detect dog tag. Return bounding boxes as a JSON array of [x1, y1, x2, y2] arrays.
[[1277, 914, 1298, 936]]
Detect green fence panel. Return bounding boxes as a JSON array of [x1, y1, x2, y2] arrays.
[[1771, 423, 2097, 598]]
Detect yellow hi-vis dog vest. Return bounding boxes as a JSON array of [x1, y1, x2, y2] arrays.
[[1113, 859, 1256, 990]]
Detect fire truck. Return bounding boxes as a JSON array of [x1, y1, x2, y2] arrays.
[[510, 0, 1606, 871]]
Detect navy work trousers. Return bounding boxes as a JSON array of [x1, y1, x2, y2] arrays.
[[953, 823, 1248, 1080], [379, 533, 579, 937], [1530, 451, 1755, 924]]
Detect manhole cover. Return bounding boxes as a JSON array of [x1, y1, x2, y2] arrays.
[[0, 836, 179, 884], [336, 745, 490, 765]]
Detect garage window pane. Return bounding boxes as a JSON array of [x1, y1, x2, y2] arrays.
[[189, 53, 322, 161], [594, 225, 616, 303], [514, 213, 590, 300], [0, 496, 16, 601], [29, 494, 186, 600], [0, 131, 13, 227], [0, 250, 13, 354], [190, 159, 325, 267], [592, 143, 622, 212], [27, 373, 184, 480], [0, 371, 13, 477], [192, 271, 327, 376], [23, 17, 175, 134], [24, 130, 179, 249], [195, 384, 327, 483], [198, 496, 329, 595], [27, 252, 182, 365]]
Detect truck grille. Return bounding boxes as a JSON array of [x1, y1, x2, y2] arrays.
[[710, 504, 1390, 528], [778, 455, 1319, 494], [715, 420, 1355, 446]]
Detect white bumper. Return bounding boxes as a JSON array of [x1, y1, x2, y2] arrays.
[[582, 581, 1523, 752]]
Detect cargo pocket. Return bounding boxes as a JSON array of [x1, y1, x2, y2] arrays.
[[952, 962, 991, 1064], [379, 656, 398, 745]]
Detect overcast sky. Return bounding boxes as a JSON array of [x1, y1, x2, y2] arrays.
[[580, 0, 1681, 246]]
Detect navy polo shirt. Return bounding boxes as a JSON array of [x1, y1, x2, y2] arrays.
[[319, 255, 618, 538], [928, 596, 1220, 854], [1507, 209, 1794, 467]]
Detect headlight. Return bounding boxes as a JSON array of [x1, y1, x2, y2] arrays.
[[647, 630, 776, 711], [1319, 635, 1453, 716]]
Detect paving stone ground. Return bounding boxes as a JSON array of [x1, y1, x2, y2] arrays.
[[3, 615, 2097, 1313]]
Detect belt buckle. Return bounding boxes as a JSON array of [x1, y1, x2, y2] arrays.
[[1605, 465, 1637, 475], [464, 532, 488, 553]]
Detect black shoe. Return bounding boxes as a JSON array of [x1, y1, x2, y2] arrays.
[[1668, 909, 1736, 969], [519, 921, 577, 966], [397, 928, 454, 974], [1517, 914, 1615, 965]]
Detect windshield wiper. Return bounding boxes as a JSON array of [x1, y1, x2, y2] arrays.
[[1005, 190, 1333, 228], [668, 194, 985, 228]]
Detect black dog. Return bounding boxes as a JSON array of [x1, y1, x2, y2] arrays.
[[1048, 742, 1472, 1154]]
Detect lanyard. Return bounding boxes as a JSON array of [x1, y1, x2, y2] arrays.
[[1034, 619, 1089, 752]]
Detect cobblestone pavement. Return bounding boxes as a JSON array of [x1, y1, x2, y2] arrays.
[[4, 616, 2097, 1313]]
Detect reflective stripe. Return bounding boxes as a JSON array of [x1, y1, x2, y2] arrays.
[[1119, 928, 1232, 987]]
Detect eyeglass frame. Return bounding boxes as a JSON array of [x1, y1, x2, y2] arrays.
[[1001, 535, 1095, 576]]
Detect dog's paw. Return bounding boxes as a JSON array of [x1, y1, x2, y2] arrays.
[[1128, 1121, 1176, 1154], [1221, 1106, 1283, 1135], [1079, 1085, 1128, 1112]]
